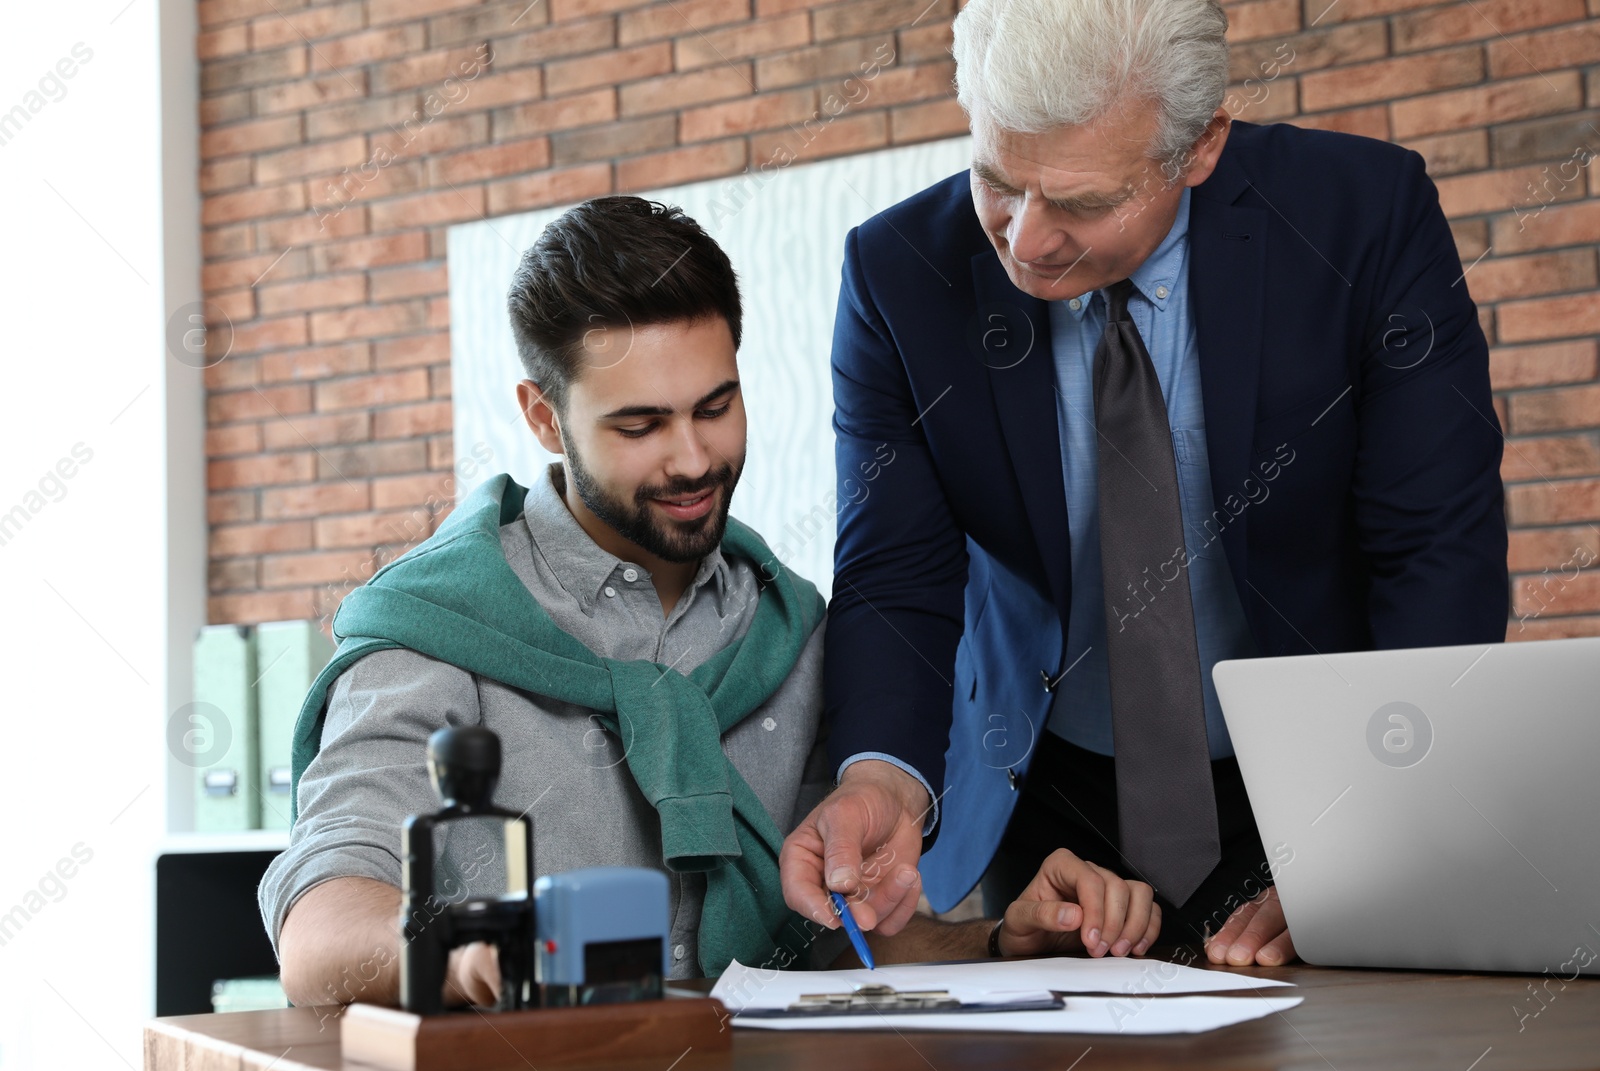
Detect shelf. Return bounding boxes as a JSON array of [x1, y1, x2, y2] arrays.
[[159, 829, 290, 855]]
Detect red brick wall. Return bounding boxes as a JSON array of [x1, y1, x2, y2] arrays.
[[197, 0, 1600, 639]]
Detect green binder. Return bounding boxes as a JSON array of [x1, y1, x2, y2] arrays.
[[254, 620, 335, 831], [211, 975, 288, 1013], [191, 624, 259, 832]]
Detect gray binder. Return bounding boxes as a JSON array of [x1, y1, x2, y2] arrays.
[[254, 620, 335, 830], [191, 624, 259, 832]]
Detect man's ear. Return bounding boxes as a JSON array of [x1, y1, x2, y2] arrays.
[[1181, 108, 1233, 189], [516, 380, 565, 456]]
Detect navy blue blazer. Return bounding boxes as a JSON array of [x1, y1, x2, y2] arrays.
[[824, 120, 1511, 910]]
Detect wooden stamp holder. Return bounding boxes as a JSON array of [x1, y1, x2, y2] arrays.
[[339, 996, 731, 1070]]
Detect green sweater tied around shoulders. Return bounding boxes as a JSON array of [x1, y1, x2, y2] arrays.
[[289, 472, 826, 977]]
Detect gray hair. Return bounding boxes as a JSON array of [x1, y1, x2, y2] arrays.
[[952, 0, 1230, 181]]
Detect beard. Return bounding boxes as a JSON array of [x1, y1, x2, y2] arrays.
[[559, 431, 742, 564]]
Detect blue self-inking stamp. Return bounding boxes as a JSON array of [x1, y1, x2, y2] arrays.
[[535, 867, 670, 1006]]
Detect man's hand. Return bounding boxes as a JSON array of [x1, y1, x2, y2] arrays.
[[997, 849, 1161, 958], [780, 760, 930, 935], [1205, 886, 1297, 966], [445, 942, 502, 1007]]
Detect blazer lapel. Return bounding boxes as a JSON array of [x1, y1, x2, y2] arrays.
[[1190, 143, 1268, 586], [970, 248, 1072, 610]]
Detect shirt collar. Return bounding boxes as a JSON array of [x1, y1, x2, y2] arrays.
[[1058, 187, 1191, 322], [521, 463, 732, 613]]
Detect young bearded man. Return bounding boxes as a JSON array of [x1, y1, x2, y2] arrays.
[[259, 196, 1160, 1011]]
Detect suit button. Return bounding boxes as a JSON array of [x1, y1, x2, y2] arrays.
[[1007, 769, 1019, 790]]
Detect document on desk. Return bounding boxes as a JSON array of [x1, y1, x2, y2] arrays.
[[711, 957, 1300, 1035]]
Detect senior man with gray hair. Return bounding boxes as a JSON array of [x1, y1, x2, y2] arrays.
[[781, 0, 1508, 968]]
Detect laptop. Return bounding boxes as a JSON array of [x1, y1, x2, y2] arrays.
[[1213, 635, 1600, 976]]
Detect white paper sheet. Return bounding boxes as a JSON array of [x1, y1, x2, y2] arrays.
[[732, 994, 1304, 1035], [711, 955, 1294, 1013]]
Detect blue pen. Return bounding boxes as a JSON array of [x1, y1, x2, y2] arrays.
[[830, 890, 876, 970]]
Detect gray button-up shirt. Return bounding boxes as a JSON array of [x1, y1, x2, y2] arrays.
[[258, 465, 831, 979]]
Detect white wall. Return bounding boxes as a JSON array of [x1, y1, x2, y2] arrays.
[[447, 137, 973, 597], [0, 0, 203, 1067]]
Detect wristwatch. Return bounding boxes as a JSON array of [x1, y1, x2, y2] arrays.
[[987, 918, 1006, 958]]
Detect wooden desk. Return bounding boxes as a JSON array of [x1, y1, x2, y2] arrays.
[[145, 956, 1600, 1071]]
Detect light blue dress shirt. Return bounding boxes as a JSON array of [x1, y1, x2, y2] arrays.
[[1046, 189, 1258, 759]]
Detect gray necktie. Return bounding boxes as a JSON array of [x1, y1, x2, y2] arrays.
[[1092, 278, 1220, 907]]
